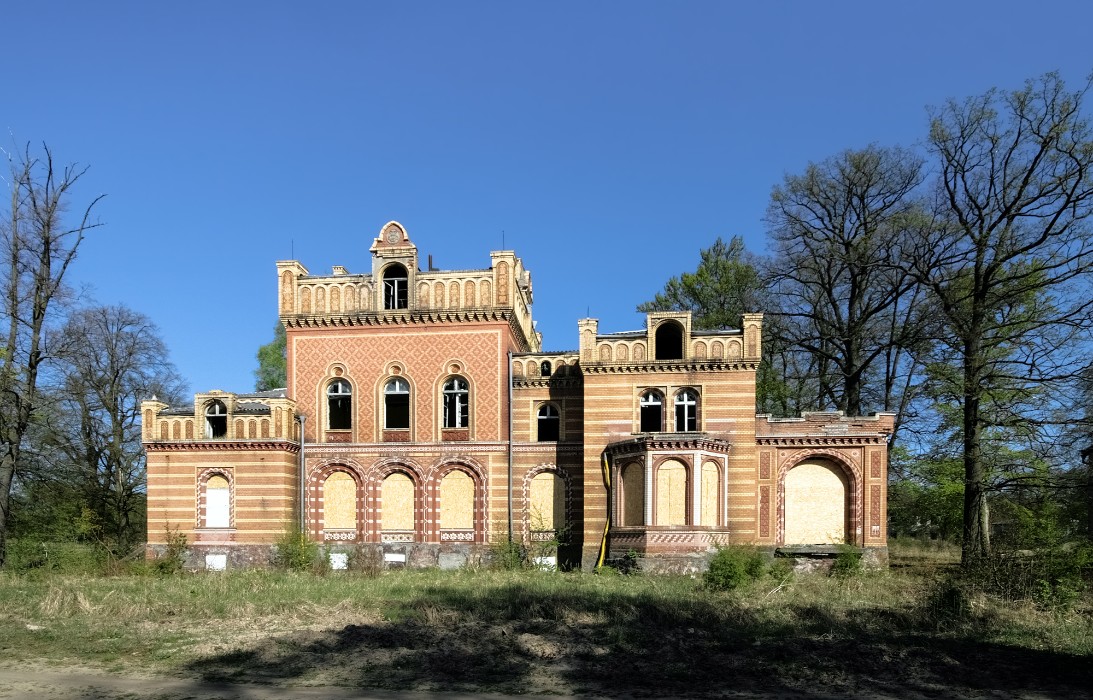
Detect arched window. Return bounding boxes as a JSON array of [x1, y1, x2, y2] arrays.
[[383, 264, 408, 310], [442, 377, 469, 429], [621, 463, 644, 526], [204, 474, 230, 528], [537, 404, 560, 442], [205, 400, 228, 438], [327, 379, 352, 430], [540, 361, 552, 377], [674, 389, 698, 432], [655, 320, 684, 360], [639, 391, 663, 433], [384, 377, 410, 429]]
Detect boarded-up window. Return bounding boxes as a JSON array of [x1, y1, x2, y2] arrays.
[[701, 461, 719, 527], [656, 460, 687, 526], [323, 472, 356, 530], [381, 472, 415, 531], [205, 475, 230, 528], [439, 470, 474, 530], [529, 472, 565, 531], [784, 461, 848, 545], [621, 463, 644, 526]]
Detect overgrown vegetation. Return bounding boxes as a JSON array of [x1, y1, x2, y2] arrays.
[[0, 544, 1090, 697], [273, 524, 318, 571]]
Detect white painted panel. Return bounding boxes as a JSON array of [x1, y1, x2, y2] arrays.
[[205, 554, 227, 571]]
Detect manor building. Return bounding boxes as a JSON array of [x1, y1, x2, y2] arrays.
[[143, 221, 893, 570]]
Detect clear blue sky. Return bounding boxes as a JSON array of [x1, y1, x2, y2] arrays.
[[5, 1, 1092, 396]]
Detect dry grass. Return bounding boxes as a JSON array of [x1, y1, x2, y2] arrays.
[[0, 558, 1090, 697]]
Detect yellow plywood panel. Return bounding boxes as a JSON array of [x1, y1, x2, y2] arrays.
[[656, 460, 687, 526], [324, 471, 357, 530], [382, 472, 415, 531], [784, 461, 848, 545], [529, 472, 565, 531], [621, 463, 644, 526], [440, 470, 474, 530], [701, 461, 719, 527], [207, 475, 228, 489]]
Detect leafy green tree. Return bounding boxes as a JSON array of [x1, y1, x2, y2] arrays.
[[254, 321, 287, 391], [910, 72, 1093, 563], [638, 236, 763, 330]]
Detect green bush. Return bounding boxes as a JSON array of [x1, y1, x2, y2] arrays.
[[831, 546, 864, 578], [704, 546, 766, 591], [7, 539, 110, 574], [273, 524, 319, 571], [488, 539, 526, 571], [151, 526, 189, 576]]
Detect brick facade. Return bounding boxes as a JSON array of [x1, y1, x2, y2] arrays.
[[143, 221, 895, 570]]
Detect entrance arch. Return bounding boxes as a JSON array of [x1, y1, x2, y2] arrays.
[[783, 459, 849, 545]]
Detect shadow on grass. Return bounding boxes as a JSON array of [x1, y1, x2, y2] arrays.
[[186, 580, 1093, 698]]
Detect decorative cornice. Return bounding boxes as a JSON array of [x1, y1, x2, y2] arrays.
[[604, 434, 731, 456], [282, 308, 533, 352], [756, 435, 886, 447], [581, 360, 758, 374], [512, 378, 583, 389], [144, 440, 300, 453]]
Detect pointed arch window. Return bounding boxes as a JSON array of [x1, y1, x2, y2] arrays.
[[442, 377, 469, 429], [327, 379, 352, 430], [384, 377, 410, 429], [674, 389, 698, 432], [639, 391, 663, 433], [537, 404, 560, 442], [383, 264, 408, 310], [205, 400, 228, 438]]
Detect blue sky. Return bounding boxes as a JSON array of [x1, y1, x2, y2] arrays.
[[5, 1, 1092, 396]]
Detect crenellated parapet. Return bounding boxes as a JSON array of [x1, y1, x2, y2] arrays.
[[141, 389, 300, 446], [276, 221, 539, 351], [578, 311, 762, 368]]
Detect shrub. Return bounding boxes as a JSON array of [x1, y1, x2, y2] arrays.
[[348, 543, 385, 577], [152, 526, 188, 576], [488, 539, 526, 570], [273, 524, 318, 571], [704, 545, 766, 591], [831, 546, 864, 578]]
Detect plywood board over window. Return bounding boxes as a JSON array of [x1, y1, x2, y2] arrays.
[[701, 461, 719, 527], [439, 470, 474, 530], [656, 460, 687, 526], [784, 461, 848, 545], [323, 472, 356, 530], [529, 472, 565, 531], [382, 472, 415, 531]]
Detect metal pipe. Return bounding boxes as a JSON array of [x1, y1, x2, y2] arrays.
[[507, 350, 514, 542], [297, 414, 306, 531]]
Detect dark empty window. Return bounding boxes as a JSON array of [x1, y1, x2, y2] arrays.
[[205, 400, 228, 438], [540, 361, 552, 377], [639, 391, 663, 433], [443, 377, 469, 429], [655, 321, 684, 360], [327, 379, 352, 430], [385, 377, 410, 429], [383, 264, 408, 310], [675, 389, 697, 432], [538, 404, 560, 442]]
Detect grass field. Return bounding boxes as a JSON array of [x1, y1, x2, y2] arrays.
[[0, 541, 1091, 697]]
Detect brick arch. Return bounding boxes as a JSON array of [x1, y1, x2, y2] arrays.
[[196, 468, 235, 529], [366, 457, 426, 542], [522, 464, 572, 541], [652, 455, 692, 526], [430, 459, 487, 543], [306, 461, 367, 542], [776, 449, 862, 546]]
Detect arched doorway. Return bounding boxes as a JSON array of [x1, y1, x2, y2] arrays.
[[783, 460, 849, 545]]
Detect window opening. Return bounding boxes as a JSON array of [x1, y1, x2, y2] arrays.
[[383, 264, 408, 310], [327, 379, 352, 430], [675, 389, 697, 432], [205, 474, 230, 527], [639, 391, 662, 433], [537, 404, 560, 442], [205, 400, 228, 438], [442, 377, 469, 429], [654, 321, 684, 360], [540, 361, 552, 377], [385, 377, 410, 429]]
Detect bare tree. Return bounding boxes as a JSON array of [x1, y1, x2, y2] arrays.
[[765, 145, 931, 425], [37, 305, 185, 552], [910, 73, 1093, 563], [0, 144, 103, 568]]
